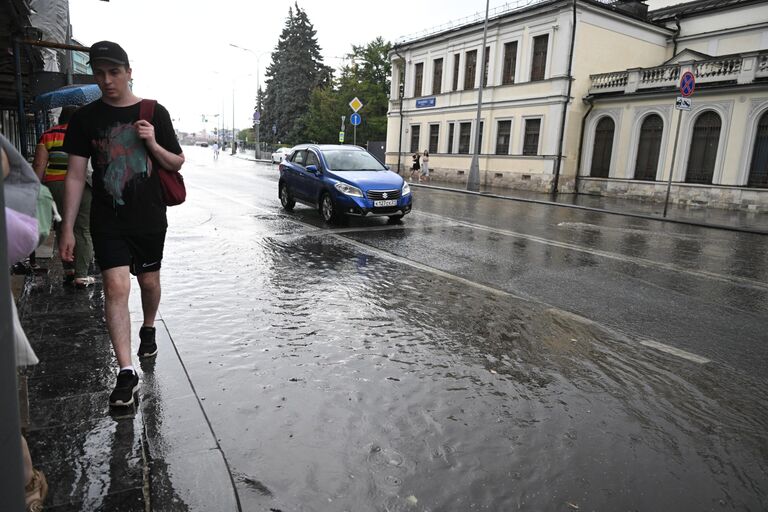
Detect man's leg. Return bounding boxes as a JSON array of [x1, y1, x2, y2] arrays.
[[102, 266, 132, 368], [73, 186, 93, 280], [137, 270, 161, 328]]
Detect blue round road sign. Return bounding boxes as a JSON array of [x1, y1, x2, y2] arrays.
[[680, 71, 695, 97], [350, 112, 361, 126]]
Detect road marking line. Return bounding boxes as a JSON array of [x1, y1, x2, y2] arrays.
[[417, 211, 768, 291], [638, 339, 711, 364]]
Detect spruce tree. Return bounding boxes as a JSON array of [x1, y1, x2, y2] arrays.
[[261, 3, 332, 144]]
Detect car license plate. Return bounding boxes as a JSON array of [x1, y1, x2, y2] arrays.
[[374, 200, 398, 207]]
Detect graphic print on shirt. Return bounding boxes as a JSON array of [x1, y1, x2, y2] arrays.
[[94, 123, 152, 205]]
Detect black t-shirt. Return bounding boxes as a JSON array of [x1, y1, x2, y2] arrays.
[[63, 99, 182, 234]]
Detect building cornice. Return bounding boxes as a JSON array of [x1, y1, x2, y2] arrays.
[[390, 0, 673, 57]]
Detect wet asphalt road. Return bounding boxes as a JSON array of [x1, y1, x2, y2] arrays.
[[159, 147, 768, 511]]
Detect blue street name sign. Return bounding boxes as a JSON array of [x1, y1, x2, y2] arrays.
[[416, 97, 436, 108], [680, 71, 695, 97], [350, 112, 361, 126]]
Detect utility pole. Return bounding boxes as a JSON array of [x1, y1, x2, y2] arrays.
[[466, 0, 490, 192]]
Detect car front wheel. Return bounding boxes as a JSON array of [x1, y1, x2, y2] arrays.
[[279, 183, 295, 210], [320, 192, 340, 223]]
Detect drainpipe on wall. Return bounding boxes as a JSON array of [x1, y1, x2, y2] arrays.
[[574, 96, 594, 194], [394, 46, 406, 175], [551, 0, 578, 197]]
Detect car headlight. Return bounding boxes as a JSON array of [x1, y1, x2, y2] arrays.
[[402, 181, 411, 196], [334, 182, 364, 197]]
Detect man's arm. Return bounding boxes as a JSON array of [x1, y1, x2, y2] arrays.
[[134, 120, 185, 171], [58, 154, 87, 262], [32, 144, 48, 181]]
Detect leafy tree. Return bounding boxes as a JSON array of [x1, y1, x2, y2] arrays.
[[260, 3, 332, 144], [302, 37, 392, 145]]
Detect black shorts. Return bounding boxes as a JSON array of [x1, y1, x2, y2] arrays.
[[92, 231, 166, 275]]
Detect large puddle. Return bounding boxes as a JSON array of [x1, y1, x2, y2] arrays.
[[157, 203, 768, 511]]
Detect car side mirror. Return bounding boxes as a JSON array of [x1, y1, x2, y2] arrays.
[[384, 165, 390, 170], [306, 164, 319, 173]]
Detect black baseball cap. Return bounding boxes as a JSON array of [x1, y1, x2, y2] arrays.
[[88, 41, 130, 67]]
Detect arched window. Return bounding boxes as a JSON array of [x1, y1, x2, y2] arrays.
[[590, 117, 615, 178], [634, 114, 663, 181], [748, 111, 768, 188], [685, 111, 721, 184]]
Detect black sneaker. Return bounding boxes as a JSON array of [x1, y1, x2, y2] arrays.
[[109, 370, 139, 407], [138, 326, 158, 359]]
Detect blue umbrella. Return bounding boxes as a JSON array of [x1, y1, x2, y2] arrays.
[[33, 84, 102, 111]]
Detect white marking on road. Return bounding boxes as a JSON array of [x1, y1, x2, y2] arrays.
[[638, 339, 711, 364], [417, 211, 768, 291]]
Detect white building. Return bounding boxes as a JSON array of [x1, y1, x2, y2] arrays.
[[386, 0, 768, 211]]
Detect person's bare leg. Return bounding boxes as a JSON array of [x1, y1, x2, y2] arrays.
[[21, 435, 32, 485], [137, 270, 160, 328], [102, 266, 132, 368]]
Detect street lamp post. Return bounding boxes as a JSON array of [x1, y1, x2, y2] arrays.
[[230, 44, 269, 159], [232, 87, 236, 155], [466, 0, 491, 192]]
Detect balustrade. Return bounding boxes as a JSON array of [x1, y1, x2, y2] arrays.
[[589, 54, 767, 95]]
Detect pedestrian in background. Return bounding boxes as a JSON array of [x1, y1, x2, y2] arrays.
[[410, 151, 421, 182], [33, 105, 95, 288], [212, 141, 220, 160], [421, 149, 430, 183], [61, 41, 185, 407]]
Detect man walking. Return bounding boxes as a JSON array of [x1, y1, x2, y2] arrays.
[[33, 105, 95, 288], [60, 41, 185, 407]]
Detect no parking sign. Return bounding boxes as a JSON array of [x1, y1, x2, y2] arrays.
[[679, 71, 695, 97]]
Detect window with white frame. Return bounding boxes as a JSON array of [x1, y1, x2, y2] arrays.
[[458, 122, 472, 154], [432, 58, 443, 96], [634, 114, 663, 181], [464, 50, 477, 90], [748, 110, 768, 188], [410, 125, 421, 153], [452, 53, 460, 91], [429, 124, 440, 154], [590, 117, 615, 178], [413, 62, 424, 98], [496, 120, 512, 155], [522, 118, 541, 156], [530, 34, 548, 81], [502, 41, 518, 85], [686, 111, 721, 184]]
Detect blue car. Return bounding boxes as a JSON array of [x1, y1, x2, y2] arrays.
[[278, 144, 412, 223]]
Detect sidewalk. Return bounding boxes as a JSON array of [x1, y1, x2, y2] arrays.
[[16, 253, 238, 510], [231, 149, 767, 233]]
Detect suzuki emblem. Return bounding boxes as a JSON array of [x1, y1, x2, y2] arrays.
[[383, 193, 388, 199]]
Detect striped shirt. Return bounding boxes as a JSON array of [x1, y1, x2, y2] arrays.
[[38, 124, 69, 182]]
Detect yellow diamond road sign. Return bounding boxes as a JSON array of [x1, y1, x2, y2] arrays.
[[349, 97, 363, 112]]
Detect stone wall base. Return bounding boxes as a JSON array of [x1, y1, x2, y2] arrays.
[[425, 167, 577, 194], [578, 178, 768, 212]]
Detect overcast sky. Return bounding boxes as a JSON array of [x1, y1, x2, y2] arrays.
[[70, 0, 686, 134]]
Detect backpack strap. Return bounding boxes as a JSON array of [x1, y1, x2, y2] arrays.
[[138, 99, 157, 122]]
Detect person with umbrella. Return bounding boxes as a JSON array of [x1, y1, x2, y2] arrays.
[[32, 105, 95, 288]]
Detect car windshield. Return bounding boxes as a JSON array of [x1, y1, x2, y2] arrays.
[[322, 150, 385, 171]]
